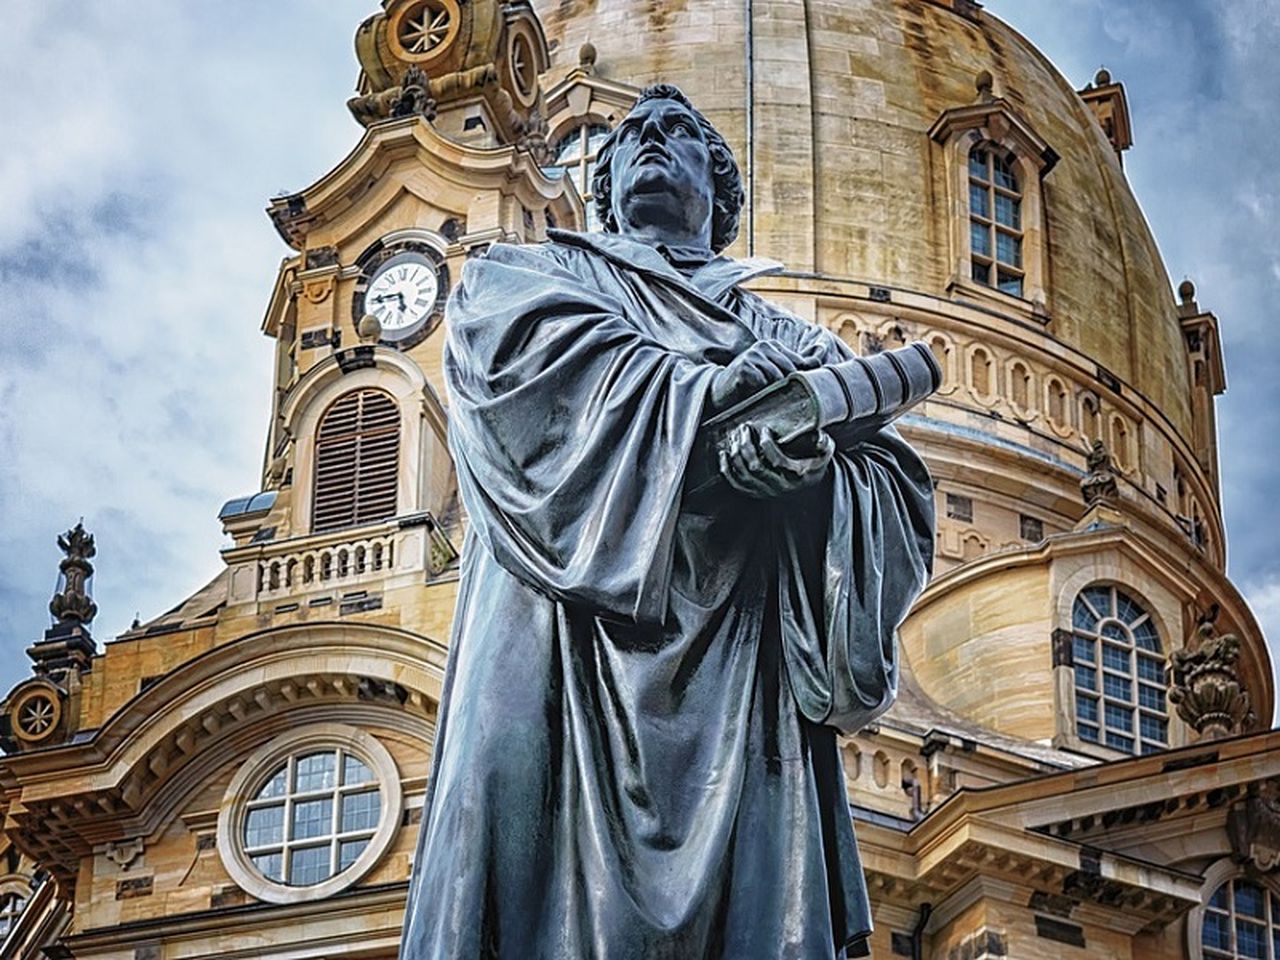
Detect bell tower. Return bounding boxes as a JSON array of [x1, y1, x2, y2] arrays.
[[219, 0, 581, 611]]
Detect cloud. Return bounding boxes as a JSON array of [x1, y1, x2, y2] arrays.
[[0, 1, 370, 696], [986, 0, 1280, 713]]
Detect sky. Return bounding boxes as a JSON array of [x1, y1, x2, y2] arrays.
[[1, 1, 1278, 707]]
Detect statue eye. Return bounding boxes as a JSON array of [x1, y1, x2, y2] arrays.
[[671, 121, 694, 138]]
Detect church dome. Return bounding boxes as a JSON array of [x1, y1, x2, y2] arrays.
[[536, 0, 1188, 435]]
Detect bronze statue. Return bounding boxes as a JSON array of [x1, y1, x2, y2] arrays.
[[401, 85, 936, 959]]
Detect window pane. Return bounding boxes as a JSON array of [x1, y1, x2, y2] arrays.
[[1105, 731, 1133, 752], [971, 221, 992, 257], [1073, 599, 1098, 633], [1075, 664, 1097, 692], [256, 765, 288, 800], [996, 272, 1023, 297], [1236, 882, 1266, 919], [340, 789, 381, 833], [993, 155, 1018, 190], [1084, 587, 1113, 618], [996, 230, 1022, 268], [586, 124, 611, 154], [343, 755, 374, 786], [1236, 918, 1267, 958], [245, 804, 284, 848], [1105, 702, 1133, 732], [553, 130, 584, 164], [1115, 591, 1145, 625], [1138, 683, 1165, 712], [969, 149, 988, 180], [289, 844, 331, 887], [1139, 714, 1167, 743], [252, 852, 284, 882], [995, 192, 1020, 229], [1103, 644, 1130, 673], [1137, 656, 1165, 684], [1073, 635, 1096, 664], [295, 752, 337, 792], [1133, 619, 1161, 652], [1209, 884, 1230, 909], [969, 183, 990, 218], [1076, 694, 1099, 723], [1101, 622, 1128, 643], [1103, 673, 1131, 702], [292, 797, 334, 840], [971, 260, 990, 285], [1078, 723, 1099, 742], [1202, 910, 1231, 949], [339, 838, 370, 871]]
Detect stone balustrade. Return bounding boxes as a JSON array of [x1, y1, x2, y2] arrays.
[[222, 514, 458, 607]]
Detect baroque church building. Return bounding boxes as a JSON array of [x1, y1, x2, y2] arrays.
[[0, 1, 1275, 957]]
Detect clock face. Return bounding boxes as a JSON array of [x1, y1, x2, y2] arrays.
[[363, 252, 440, 339]]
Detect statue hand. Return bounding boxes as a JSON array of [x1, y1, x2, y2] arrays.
[[708, 340, 815, 414], [718, 424, 834, 498]]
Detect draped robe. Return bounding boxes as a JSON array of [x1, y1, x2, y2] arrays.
[[401, 229, 934, 960]]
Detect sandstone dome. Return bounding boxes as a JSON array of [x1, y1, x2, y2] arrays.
[[536, 0, 1190, 438]]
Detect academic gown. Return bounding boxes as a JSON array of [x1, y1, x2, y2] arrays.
[[400, 228, 935, 960]]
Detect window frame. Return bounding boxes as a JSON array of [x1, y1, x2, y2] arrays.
[[545, 120, 612, 231], [1069, 584, 1168, 755], [217, 723, 402, 905], [1188, 860, 1280, 960], [929, 105, 1056, 322], [311, 387, 401, 534], [967, 144, 1025, 297]]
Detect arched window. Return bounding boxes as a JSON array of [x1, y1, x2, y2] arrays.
[[968, 145, 1024, 297], [312, 389, 400, 533], [1202, 877, 1280, 959], [0, 891, 26, 936], [1071, 584, 1168, 754], [546, 122, 611, 230]]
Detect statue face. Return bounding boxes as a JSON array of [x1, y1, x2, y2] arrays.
[[609, 97, 714, 245]]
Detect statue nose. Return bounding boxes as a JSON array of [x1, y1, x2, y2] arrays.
[[638, 117, 666, 144]]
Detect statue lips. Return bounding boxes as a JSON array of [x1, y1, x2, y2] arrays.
[[626, 147, 676, 194]]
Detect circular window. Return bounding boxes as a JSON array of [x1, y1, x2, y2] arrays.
[[10, 686, 62, 744], [218, 723, 401, 904], [509, 30, 538, 105], [388, 0, 461, 64], [0, 890, 27, 936]]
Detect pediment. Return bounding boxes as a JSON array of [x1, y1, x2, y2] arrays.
[[929, 98, 1060, 176]]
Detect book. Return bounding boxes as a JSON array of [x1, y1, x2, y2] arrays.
[[686, 341, 942, 494]]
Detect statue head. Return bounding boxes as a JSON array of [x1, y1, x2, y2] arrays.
[[592, 84, 744, 253]]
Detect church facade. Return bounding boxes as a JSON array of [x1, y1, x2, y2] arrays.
[[0, 1, 1274, 958]]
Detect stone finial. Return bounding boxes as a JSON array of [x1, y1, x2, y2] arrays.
[[49, 522, 97, 625], [975, 70, 994, 102], [1168, 621, 1255, 740], [357, 313, 383, 343], [579, 42, 597, 75], [1079, 440, 1119, 507], [1094, 66, 1112, 87], [1178, 278, 1196, 305]]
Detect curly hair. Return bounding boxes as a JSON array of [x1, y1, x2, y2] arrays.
[[591, 84, 744, 253]]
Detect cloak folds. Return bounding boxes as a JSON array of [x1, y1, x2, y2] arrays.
[[401, 229, 935, 960]]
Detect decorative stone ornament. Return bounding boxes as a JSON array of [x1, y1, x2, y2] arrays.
[[1168, 621, 1255, 740], [1080, 439, 1120, 507], [49, 522, 97, 625], [2, 679, 67, 750], [1227, 779, 1280, 872]]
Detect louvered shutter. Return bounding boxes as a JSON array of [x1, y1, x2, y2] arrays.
[[312, 389, 400, 532]]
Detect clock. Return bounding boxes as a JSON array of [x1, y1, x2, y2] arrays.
[[352, 243, 449, 348]]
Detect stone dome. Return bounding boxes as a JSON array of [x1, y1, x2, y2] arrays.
[[536, 0, 1190, 437]]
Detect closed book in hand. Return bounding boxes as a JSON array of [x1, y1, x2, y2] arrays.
[[687, 341, 942, 494]]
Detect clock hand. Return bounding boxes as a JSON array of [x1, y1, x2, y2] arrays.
[[371, 293, 398, 304]]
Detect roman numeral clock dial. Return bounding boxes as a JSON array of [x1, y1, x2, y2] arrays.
[[357, 249, 446, 346]]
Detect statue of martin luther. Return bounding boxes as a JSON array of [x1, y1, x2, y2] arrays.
[[401, 83, 936, 960]]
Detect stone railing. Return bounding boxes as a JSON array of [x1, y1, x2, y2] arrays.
[[223, 514, 458, 607]]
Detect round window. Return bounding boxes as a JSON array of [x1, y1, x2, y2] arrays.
[[218, 724, 402, 904]]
